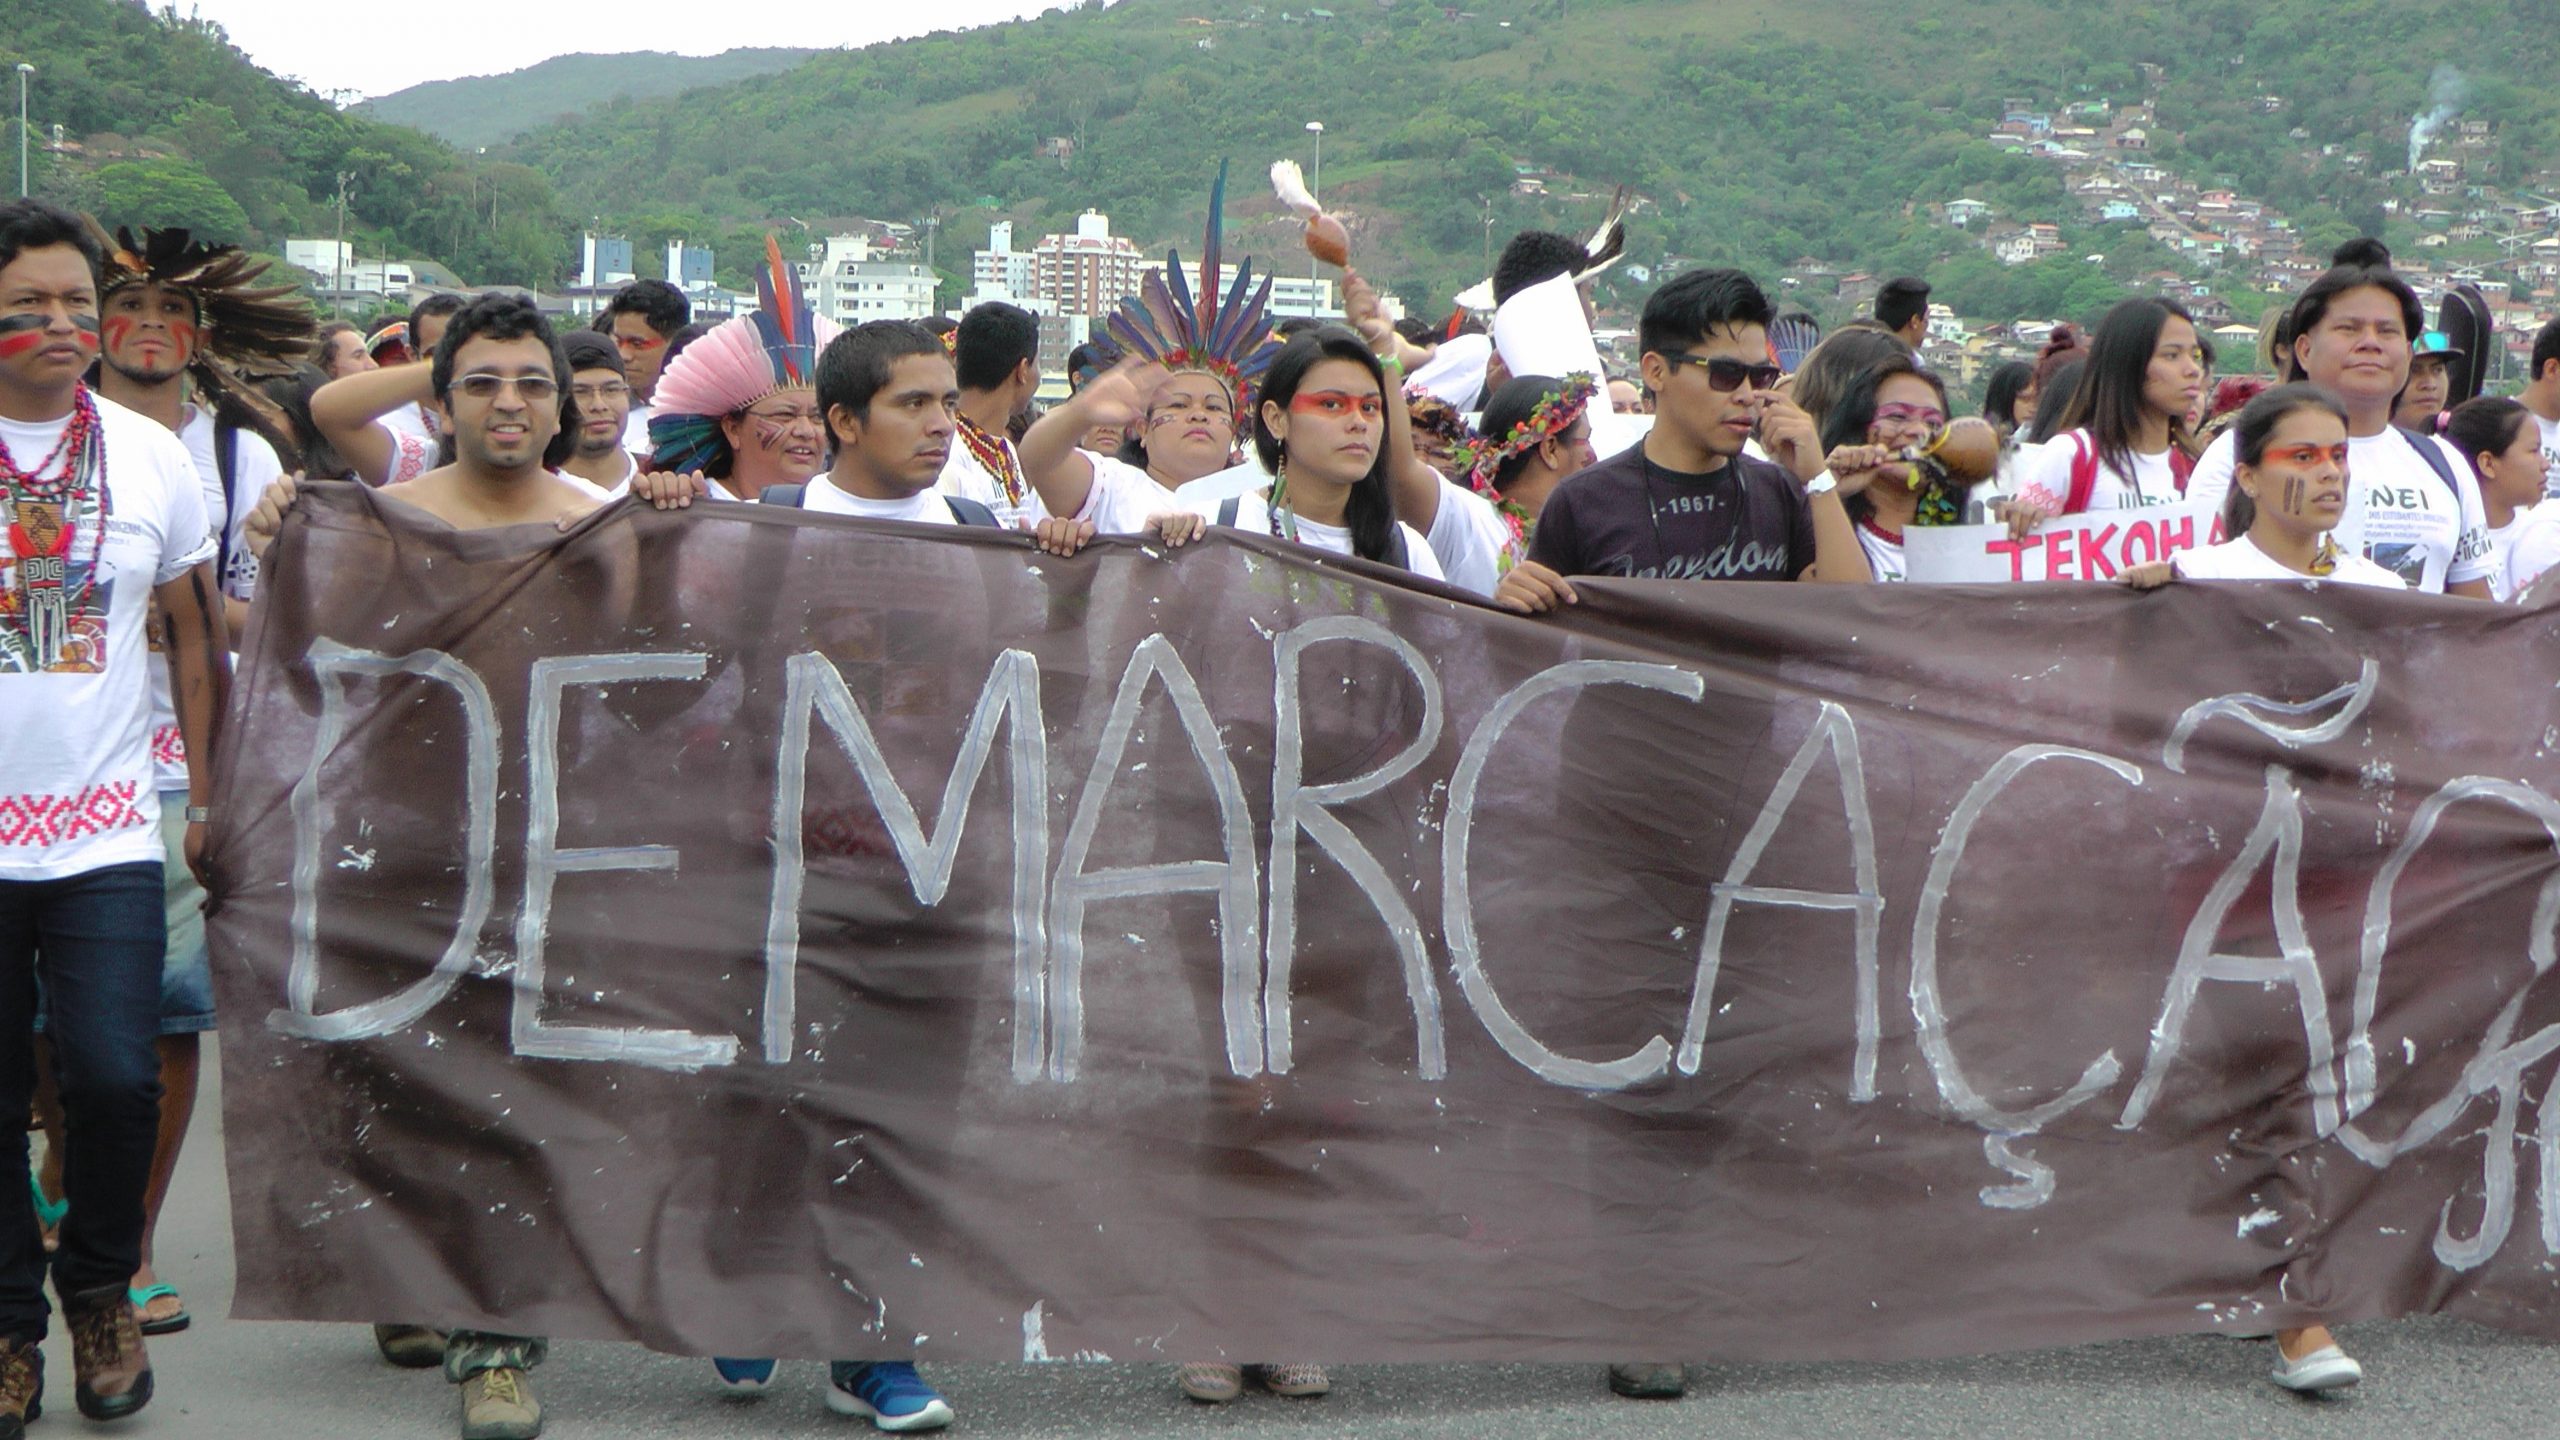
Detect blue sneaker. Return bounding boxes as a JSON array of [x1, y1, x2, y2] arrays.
[[713, 1357, 777, 1393], [826, 1361, 953, 1432]]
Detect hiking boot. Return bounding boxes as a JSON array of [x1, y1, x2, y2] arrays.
[[1608, 1361, 1686, 1398], [375, 1323, 452, 1368], [0, 1338, 42, 1440], [64, 1283, 152, 1420], [459, 1365, 541, 1440]]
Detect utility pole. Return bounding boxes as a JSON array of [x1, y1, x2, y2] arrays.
[[1305, 120, 1324, 316], [331, 171, 353, 318], [15, 65, 32, 199]]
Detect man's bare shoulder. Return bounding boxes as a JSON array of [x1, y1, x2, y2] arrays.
[[381, 466, 603, 532]]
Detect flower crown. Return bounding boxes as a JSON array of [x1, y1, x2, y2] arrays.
[[1460, 373, 1596, 498]]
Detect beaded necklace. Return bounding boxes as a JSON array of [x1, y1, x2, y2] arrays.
[[2, 387, 112, 637], [954, 413, 1024, 508]]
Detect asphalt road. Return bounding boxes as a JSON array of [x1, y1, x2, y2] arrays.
[[82, 1039, 2560, 1438]]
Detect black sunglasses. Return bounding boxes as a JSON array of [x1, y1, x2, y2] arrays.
[[1657, 353, 1782, 393]]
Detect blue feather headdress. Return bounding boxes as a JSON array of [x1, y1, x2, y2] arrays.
[[1104, 161, 1277, 395]]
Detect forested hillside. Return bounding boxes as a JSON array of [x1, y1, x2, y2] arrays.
[[364, 48, 820, 151], [500, 0, 2560, 316]]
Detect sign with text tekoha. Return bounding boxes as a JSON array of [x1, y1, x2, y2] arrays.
[[1906, 498, 2223, 583], [210, 485, 2560, 1364]]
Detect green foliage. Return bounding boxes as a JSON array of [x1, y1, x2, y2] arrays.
[[363, 48, 822, 151], [491, 0, 2560, 325], [89, 156, 249, 236]]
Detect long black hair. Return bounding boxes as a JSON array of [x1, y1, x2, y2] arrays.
[[1252, 326, 1399, 564], [2051, 296, 2198, 481], [2024, 357, 2085, 444], [1982, 360, 2034, 439], [2444, 396, 2533, 483], [1475, 373, 1566, 493], [1819, 356, 1949, 526], [2219, 383, 2348, 536], [263, 364, 351, 480]]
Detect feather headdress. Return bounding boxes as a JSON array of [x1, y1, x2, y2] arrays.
[[647, 235, 840, 474], [1104, 161, 1278, 394], [88, 221, 316, 378], [1452, 187, 1631, 312]]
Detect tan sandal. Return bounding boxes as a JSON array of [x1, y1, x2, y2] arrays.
[[1252, 1363, 1331, 1397], [1177, 1361, 1243, 1402]]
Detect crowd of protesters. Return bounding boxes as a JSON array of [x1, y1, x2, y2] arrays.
[[4, 175, 2560, 1439]]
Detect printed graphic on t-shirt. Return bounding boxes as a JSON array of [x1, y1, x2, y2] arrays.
[[0, 782, 147, 848], [0, 492, 113, 674], [2368, 543, 2426, 588]]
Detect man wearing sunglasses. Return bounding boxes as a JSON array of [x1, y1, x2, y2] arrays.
[[1494, 266, 1869, 613], [238, 293, 604, 1440]]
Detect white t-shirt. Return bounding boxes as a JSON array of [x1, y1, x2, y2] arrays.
[[2172, 534, 2408, 589], [800, 478, 964, 524], [178, 405, 284, 606], [936, 422, 1043, 531], [143, 406, 283, 791], [2485, 509, 2538, 603], [375, 420, 437, 487], [623, 402, 653, 457], [1075, 452, 1185, 535], [2534, 412, 2560, 502], [380, 400, 437, 451], [1422, 478, 1513, 597], [1, 393, 217, 879], [2500, 506, 2560, 603], [2013, 430, 2186, 513], [1856, 517, 1907, 582], [1185, 489, 1445, 582], [2188, 427, 2489, 594]]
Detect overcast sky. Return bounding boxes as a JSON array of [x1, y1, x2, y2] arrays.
[[185, 1, 1072, 101]]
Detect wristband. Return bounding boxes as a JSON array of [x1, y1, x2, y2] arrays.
[[183, 805, 211, 824], [1804, 470, 1838, 496], [1380, 354, 1406, 376]]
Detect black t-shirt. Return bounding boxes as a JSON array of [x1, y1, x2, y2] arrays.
[[1526, 440, 1817, 581]]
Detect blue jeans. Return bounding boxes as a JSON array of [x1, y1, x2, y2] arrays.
[[0, 862, 166, 1342]]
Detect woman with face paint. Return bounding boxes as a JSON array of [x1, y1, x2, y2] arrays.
[[2186, 242, 2492, 596], [2123, 385, 2405, 591], [644, 239, 841, 502]]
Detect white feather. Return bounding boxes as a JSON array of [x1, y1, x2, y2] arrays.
[[1269, 160, 1320, 219]]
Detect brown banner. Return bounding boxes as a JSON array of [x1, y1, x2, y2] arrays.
[[206, 483, 2560, 1363]]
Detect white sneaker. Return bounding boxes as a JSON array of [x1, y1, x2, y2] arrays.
[[2270, 1343, 2362, 1393]]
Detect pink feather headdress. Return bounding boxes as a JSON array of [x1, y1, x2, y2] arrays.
[[647, 236, 841, 473]]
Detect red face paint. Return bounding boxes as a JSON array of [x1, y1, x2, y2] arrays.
[[0, 313, 48, 359], [70, 315, 99, 352]]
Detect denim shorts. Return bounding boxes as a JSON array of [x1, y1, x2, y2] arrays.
[[32, 800, 214, 1037]]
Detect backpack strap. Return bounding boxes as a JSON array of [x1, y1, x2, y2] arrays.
[[757, 483, 807, 507], [2397, 425, 2460, 489], [2062, 430, 2099, 515], [212, 412, 243, 586], [943, 494, 1000, 528], [1217, 496, 1241, 528]]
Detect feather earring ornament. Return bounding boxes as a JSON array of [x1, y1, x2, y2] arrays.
[[1269, 159, 1349, 268]]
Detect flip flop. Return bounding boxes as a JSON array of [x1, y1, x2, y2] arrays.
[[29, 1172, 63, 1253], [129, 1282, 189, 1336]]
